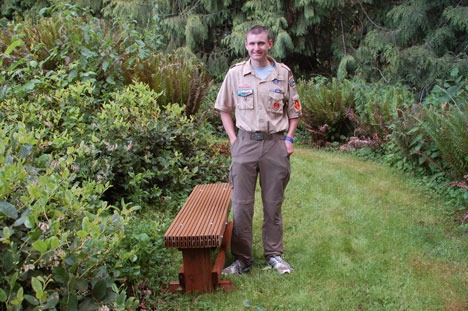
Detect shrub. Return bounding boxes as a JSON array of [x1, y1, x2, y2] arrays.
[[122, 48, 213, 116], [109, 212, 176, 304], [0, 122, 139, 310], [387, 105, 442, 174], [297, 77, 356, 145], [416, 104, 468, 180], [87, 82, 229, 207], [0, 4, 212, 116], [388, 70, 467, 180], [353, 80, 414, 140], [1, 79, 229, 209], [0, 6, 126, 101]]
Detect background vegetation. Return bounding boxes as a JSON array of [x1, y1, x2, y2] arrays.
[[0, 0, 466, 309]]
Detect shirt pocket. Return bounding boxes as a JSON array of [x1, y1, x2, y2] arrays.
[[267, 93, 285, 114], [236, 93, 253, 110]]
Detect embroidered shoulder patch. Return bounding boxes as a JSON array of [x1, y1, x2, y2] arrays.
[[289, 78, 296, 88], [294, 99, 302, 112]]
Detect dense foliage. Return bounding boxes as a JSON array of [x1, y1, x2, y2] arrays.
[[0, 4, 210, 116], [3, 1, 466, 92], [0, 121, 140, 310], [0, 1, 466, 309], [0, 5, 229, 309], [297, 75, 467, 181]]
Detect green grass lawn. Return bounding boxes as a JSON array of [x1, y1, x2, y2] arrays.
[[166, 147, 468, 310]]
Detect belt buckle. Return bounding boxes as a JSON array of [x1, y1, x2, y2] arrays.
[[251, 132, 265, 141]]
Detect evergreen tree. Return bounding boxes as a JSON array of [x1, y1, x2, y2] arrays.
[[157, 0, 381, 78], [352, 0, 468, 96]]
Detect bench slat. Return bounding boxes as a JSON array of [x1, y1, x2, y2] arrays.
[[164, 183, 231, 248]]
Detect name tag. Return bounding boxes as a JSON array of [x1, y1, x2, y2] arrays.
[[269, 89, 283, 94]]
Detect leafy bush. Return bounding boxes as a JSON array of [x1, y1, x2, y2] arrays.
[[0, 4, 211, 116], [89, 82, 229, 207], [353, 80, 414, 139], [388, 69, 467, 180], [108, 212, 176, 308], [297, 77, 356, 145], [121, 48, 213, 116], [0, 79, 228, 310], [0, 122, 139, 310], [417, 103, 468, 180], [298, 77, 414, 145], [387, 105, 442, 174], [298, 76, 467, 185], [0, 5, 128, 101], [1, 79, 229, 209]]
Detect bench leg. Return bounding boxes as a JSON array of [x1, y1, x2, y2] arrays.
[[212, 221, 233, 291], [181, 248, 213, 293]]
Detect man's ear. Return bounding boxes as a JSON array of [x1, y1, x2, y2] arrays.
[[268, 39, 274, 48]]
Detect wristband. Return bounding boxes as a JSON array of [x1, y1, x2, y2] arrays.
[[284, 136, 294, 144]]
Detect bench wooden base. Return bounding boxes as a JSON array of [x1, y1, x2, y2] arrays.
[[168, 222, 233, 293], [164, 183, 233, 294]]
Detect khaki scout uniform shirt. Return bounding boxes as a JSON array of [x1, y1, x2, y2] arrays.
[[215, 57, 302, 133]]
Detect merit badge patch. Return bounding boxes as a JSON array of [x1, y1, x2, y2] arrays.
[[237, 87, 253, 97], [294, 99, 302, 112], [273, 102, 281, 111]]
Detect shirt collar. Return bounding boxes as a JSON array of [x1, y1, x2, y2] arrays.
[[242, 56, 286, 81]]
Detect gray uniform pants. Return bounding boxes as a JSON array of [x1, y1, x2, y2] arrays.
[[229, 129, 291, 266]]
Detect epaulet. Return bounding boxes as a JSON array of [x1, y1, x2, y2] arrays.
[[278, 62, 292, 73], [230, 60, 247, 69]]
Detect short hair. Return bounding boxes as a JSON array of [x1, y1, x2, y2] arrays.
[[247, 25, 271, 40]]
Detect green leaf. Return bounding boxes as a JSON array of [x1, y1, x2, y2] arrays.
[[2, 227, 12, 240], [2, 251, 15, 273], [78, 297, 99, 310], [31, 277, 43, 296], [32, 240, 48, 254], [24, 214, 36, 228], [0, 201, 18, 219], [5, 39, 23, 55], [92, 280, 108, 301], [23, 79, 41, 91], [48, 236, 60, 249], [43, 292, 59, 308], [13, 209, 30, 227], [0, 288, 7, 302], [19, 144, 33, 158], [77, 230, 88, 239], [52, 267, 69, 284], [24, 294, 39, 305], [64, 294, 78, 311]]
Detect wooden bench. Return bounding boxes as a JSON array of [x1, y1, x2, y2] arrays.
[[164, 183, 233, 293]]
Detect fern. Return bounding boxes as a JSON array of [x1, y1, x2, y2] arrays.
[[443, 6, 468, 33], [417, 104, 468, 179]]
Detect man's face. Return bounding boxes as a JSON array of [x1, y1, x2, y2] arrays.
[[245, 31, 273, 64]]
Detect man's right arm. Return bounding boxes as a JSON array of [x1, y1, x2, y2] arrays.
[[220, 111, 237, 145]]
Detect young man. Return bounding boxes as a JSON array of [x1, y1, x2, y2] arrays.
[[215, 25, 302, 275]]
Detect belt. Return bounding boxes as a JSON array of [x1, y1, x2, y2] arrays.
[[239, 130, 285, 141]]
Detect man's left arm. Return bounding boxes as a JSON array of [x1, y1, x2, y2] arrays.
[[285, 117, 299, 155]]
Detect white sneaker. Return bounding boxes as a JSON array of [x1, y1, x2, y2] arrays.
[[267, 256, 292, 274], [221, 260, 251, 275]]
